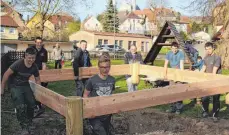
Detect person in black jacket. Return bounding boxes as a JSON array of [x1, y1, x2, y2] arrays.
[[31, 37, 48, 117], [73, 40, 92, 96]]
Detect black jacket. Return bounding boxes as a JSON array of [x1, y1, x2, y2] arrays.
[[72, 48, 92, 76], [31, 46, 48, 70]]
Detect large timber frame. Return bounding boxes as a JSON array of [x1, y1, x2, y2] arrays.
[[29, 64, 229, 135]]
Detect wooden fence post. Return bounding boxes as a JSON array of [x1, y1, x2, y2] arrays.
[[66, 96, 83, 135]]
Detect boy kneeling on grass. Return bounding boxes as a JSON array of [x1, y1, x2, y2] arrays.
[[83, 53, 115, 135], [1, 47, 41, 135]]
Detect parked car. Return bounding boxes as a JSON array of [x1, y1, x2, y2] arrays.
[[95, 44, 123, 52]]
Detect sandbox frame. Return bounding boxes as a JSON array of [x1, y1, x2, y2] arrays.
[[29, 64, 229, 135]]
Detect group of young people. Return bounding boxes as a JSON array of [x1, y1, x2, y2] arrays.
[[1, 37, 223, 135]]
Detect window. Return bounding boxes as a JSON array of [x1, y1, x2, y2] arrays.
[[0, 27, 5, 33], [9, 28, 15, 34], [115, 40, 118, 45], [104, 39, 108, 44], [133, 41, 136, 46], [141, 41, 144, 52], [128, 41, 132, 50], [98, 39, 102, 45], [119, 40, 123, 48]]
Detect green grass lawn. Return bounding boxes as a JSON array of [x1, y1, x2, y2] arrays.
[[47, 59, 229, 118]]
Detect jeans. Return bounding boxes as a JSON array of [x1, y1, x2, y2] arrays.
[[10, 85, 36, 130], [75, 79, 88, 97], [169, 81, 184, 111], [89, 115, 112, 135], [192, 52, 199, 64], [201, 94, 220, 117], [126, 77, 137, 92], [55, 60, 62, 69]]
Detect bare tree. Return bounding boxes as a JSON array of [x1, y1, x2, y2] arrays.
[[13, 0, 92, 38], [185, 0, 228, 38]]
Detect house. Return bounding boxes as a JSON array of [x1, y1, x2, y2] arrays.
[[81, 16, 103, 31], [48, 12, 74, 30], [26, 13, 55, 40], [133, 9, 158, 34], [152, 7, 177, 27], [1, 0, 26, 32], [1, 15, 20, 53], [1, 15, 19, 40], [118, 12, 144, 34], [26, 12, 74, 40], [69, 30, 153, 52]]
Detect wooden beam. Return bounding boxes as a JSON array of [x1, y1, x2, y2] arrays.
[[33, 65, 130, 82], [162, 35, 175, 39], [140, 65, 229, 83], [83, 78, 229, 118], [66, 96, 83, 135], [157, 43, 172, 46], [29, 81, 66, 116]]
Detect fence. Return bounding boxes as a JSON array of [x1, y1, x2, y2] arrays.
[[1, 51, 25, 79]]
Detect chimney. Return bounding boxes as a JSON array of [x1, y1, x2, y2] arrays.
[[132, 0, 136, 11]]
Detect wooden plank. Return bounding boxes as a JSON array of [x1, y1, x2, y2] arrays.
[[66, 96, 83, 135], [33, 65, 130, 82], [83, 78, 229, 118], [140, 65, 229, 83], [29, 81, 66, 116], [162, 35, 175, 39], [157, 43, 172, 46]]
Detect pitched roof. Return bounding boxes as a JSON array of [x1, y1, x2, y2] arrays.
[[153, 7, 176, 17], [117, 11, 130, 23], [133, 8, 155, 22], [1, 0, 13, 15], [49, 14, 74, 25], [180, 16, 190, 23], [84, 30, 151, 39], [127, 12, 140, 19], [1, 15, 19, 27]]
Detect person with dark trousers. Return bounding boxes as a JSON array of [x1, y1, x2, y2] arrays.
[[73, 40, 92, 96], [184, 43, 199, 64], [201, 42, 222, 122], [164, 42, 185, 114], [1, 47, 41, 134], [31, 37, 48, 117], [84, 53, 115, 135]]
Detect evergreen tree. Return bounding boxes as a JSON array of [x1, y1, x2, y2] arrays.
[[102, 0, 119, 32]]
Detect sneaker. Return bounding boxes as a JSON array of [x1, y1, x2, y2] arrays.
[[212, 116, 219, 123], [34, 106, 45, 118], [175, 110, 181, 115], [202, 111, 209, 118], [166, 108, 176, 113]]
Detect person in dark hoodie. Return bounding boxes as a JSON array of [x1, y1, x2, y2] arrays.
[[73, 40, 92, 96], [30, 37, 48, 117]]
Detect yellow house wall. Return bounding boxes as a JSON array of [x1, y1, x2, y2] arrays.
[[0, 27, 19, 39]]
